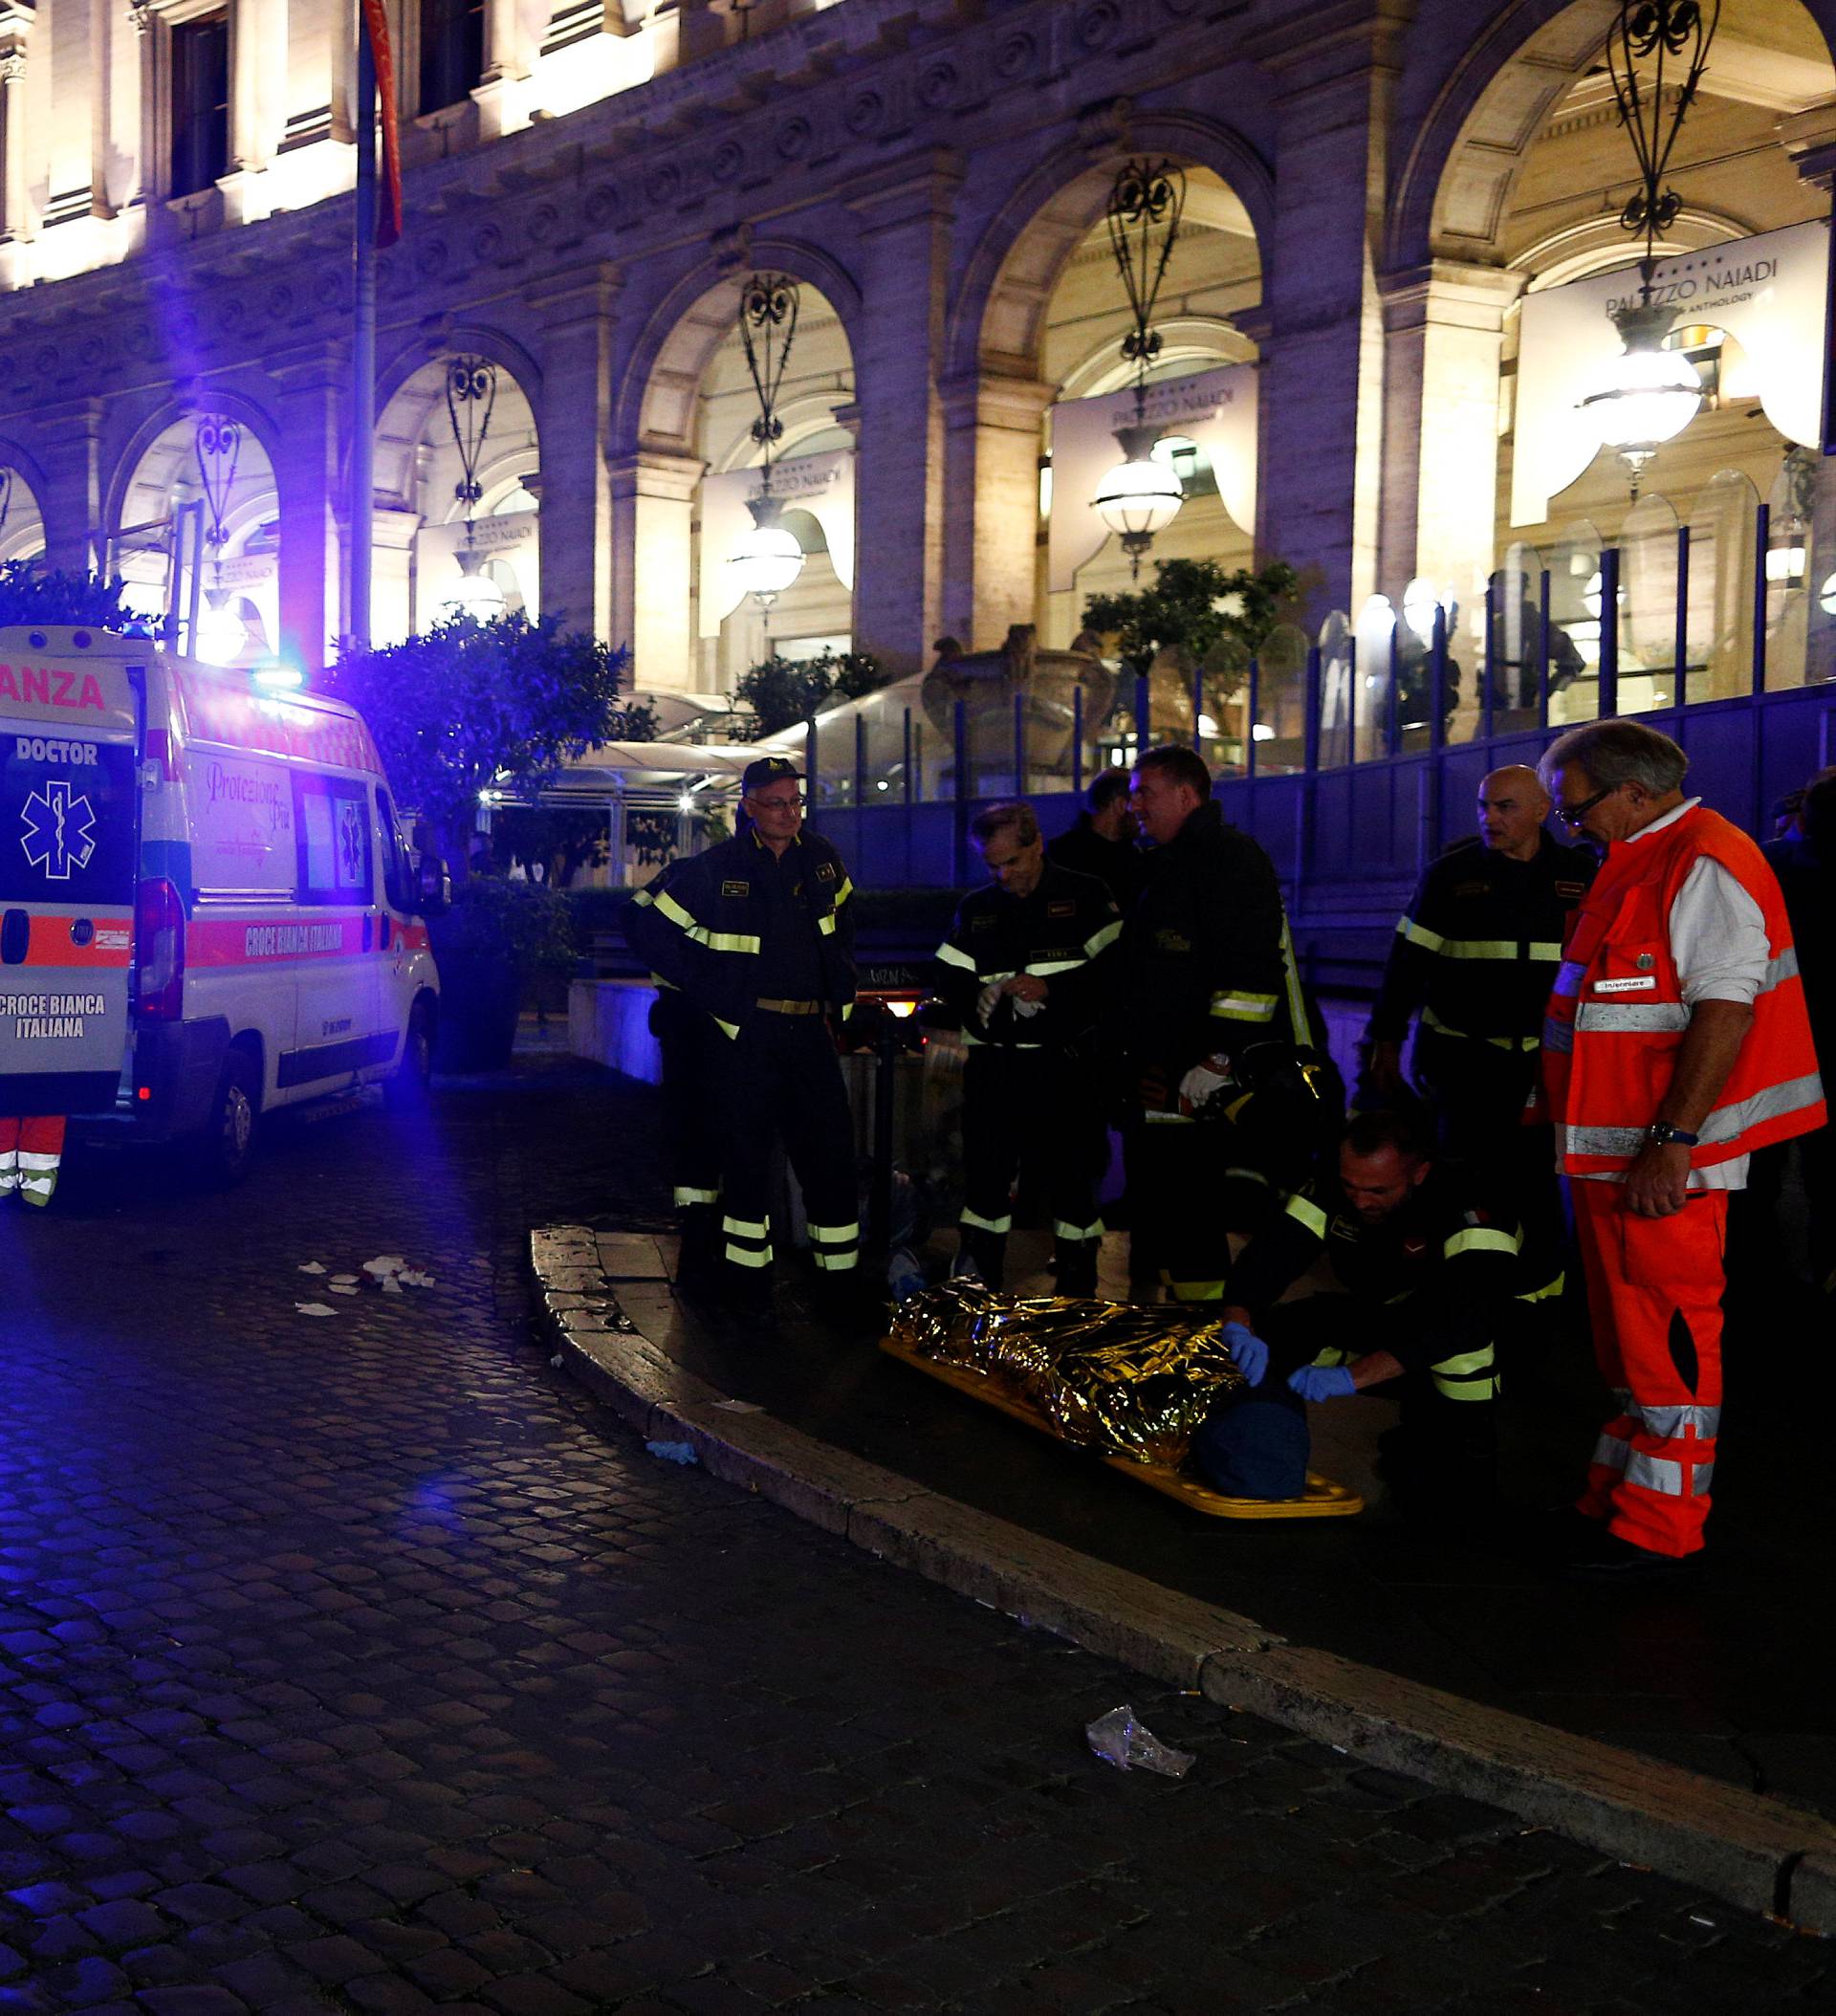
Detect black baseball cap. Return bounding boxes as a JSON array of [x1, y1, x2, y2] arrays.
[[742, 756, 801, 794]]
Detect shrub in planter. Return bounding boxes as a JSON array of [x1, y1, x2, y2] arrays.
[[429, 879, 578, 1071]]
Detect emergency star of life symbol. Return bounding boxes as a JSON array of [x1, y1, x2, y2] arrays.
[[20, 780, 97, 882]]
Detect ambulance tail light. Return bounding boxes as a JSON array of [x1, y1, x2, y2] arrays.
[[135, 877, 186, 1021]]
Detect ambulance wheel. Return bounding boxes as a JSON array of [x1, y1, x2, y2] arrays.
[[199, 1047, 260, 1186], [386, 1000, 435, 1110]]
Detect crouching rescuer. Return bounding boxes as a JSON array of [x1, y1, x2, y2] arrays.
[[623, 756, 863, 1319], [933, 802, 1122, 1296], [0, 1113, 65, 1207], [1193, 1110, 1526, 1510]]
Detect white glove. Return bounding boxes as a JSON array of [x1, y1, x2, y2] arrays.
[[1011, 995, 1044, 1019], [1178, 1058, 1233, 1114], [975, 981, 1004, 1026]]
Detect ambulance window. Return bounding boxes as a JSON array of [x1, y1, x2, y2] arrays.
[[376, 789, 411, 911], [295, 775, 372, 904]]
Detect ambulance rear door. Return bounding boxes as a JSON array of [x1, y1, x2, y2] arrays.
[[0, 629, 142, 1115]]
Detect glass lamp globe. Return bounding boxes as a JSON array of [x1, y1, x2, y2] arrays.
[[195, 590, 248, 668], [1092, 455, 1184, 541], [439, 547, 508, 622], [1585, 345, 1703, 452], [731, 493, 805, 608]]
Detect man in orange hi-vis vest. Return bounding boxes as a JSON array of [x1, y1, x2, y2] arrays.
[[1539, 720, 1825, 1580]]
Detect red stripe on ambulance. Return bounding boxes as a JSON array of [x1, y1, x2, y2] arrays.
[[188, 915, 367, 966]]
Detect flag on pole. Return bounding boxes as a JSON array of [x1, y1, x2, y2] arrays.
[[360, 0, 404, 247]]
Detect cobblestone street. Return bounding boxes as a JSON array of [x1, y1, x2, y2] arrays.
[[1, 1059, 1828, 2013]]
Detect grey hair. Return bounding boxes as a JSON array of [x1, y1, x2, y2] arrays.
[[1539, 719, 1688, 798], [969, 800, 1039, 848]]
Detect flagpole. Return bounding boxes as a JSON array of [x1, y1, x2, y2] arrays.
[[350, 16, 378, 650]]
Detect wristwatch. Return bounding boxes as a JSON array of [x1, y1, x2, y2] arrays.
[[1646, 1121, 1700, 1148]]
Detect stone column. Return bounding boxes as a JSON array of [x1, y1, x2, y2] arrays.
[[33, 399, 105, 576], [221, 0, 287, 222], [0, 4, 33, 289], [531, 261, 620, 639], [1250, 26, 1400, 624], [846, 160, 961, 679], [939, 370, 1054, 649], [471, 0, 527, 141], [608, 449, 703, 691], [1375, 261, 1521, 612], [273, 358, 343, 675]]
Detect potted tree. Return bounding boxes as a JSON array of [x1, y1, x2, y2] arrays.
[[327, 610, 652, 1071]]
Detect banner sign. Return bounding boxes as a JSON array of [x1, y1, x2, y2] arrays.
[[1048, 363, 1257, 594], [1513, 220, 1830, 527], [697, 450, 855, 638], [419, 513, 539, 616]]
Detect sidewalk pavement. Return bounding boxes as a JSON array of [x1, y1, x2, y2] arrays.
[[531, 1218, 1836, 1937]]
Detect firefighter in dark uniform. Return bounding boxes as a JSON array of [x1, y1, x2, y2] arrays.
[[623, 756, 862, 1318], [637, 967, 725, 1285], [1194, 1109, 1528, 1511], [1045, 769, 1144, 912], [933, 801, 1122, 1297], [1116, 745, 1314, 1304], [1364, 763, 1593, 1246]]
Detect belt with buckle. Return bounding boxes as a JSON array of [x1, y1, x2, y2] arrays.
[[757, 997, 822, 1016]]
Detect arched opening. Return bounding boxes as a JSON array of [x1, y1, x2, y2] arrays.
[[0, 462, 47, 567], [372, 352, 541, 644], [1408, 0, 1836, 741], [110, 410, 280, 667], [967, 152, 1265, 768], [687, 278, 855, 700]]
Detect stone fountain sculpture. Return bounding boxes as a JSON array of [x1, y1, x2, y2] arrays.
[[920, 625, 1114, 779]]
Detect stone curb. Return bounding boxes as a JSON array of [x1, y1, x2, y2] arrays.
[[532, 1227, 1836, 1936]]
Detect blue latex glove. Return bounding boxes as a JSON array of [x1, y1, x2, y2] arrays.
[[1287, 1364, 1357, 1403], [1221, 1320, 1268, 1388]]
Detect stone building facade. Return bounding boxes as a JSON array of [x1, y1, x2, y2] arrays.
[[1, 0, 1833, 714]]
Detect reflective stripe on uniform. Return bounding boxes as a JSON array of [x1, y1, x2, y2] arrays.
[[672, 1186, 720, 1208], [1760, 946, 1799, 992], [818, 913, 837, 936], [1421, 1005, 1539, 1051], [1142, 1108, 1196, 1125], [1561, 1071, 1827, 1158], [1279, 918, 1309, 1041], [654, 887, 763, 957], [1575, 1002, 1691, 1033], [1442, 1224, 1521, 1260], [1223, 1166, 1270, 1189], [1164, 1278, 1225, 1302], [812, 1249, 859, 1271], [714, 1018, 740, 1041], [1517, 1269, 1565, 1304], [1591, 1433, 1632, 1472], [1624, 1453, 1686, 1496], [936, 940, 978, 971], [834, 877, 855, 908], [1635, 1401, 1720, 1440], [725, 1242, 774, 1268], [1430, 1344, 1495, 1379], [1283, 1194, 1329, 1238], [1397, 916, 1444, 953], [1051, 1216, 1104, 1242], [1211, 990, 1279, 1022], [722, 1215, 769, 1240], [1423, 937, 1563, 963], [1028, 956, 1088, 976], [1083, 918, 1124, 958], [807, 1220, 861, 1247], [959, 1207, 1013, 1235], [1310, 1347, 1354, 1368]]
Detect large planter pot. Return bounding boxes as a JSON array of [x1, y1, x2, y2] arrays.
[[430, 947, 522, 1073]]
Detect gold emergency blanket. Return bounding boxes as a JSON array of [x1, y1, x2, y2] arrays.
[[888, 1280, 1246, 1469]]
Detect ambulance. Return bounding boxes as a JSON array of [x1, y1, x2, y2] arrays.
[[0, 625, 442, 1181]]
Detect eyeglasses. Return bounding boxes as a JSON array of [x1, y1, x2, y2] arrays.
[[1556, 783, 1619, 830], [750, 794, 803, 813]]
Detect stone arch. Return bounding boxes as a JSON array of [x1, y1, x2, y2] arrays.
[[374, 322, 545, 437], [102, 387, 286, 562], [0, 437, 51, 565], [615, 239, 864, 454], [945, 113, 1274, 385], [1386, 0, 1836, 273]]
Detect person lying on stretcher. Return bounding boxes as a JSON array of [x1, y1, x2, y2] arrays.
[[1193, 1110, 1529, 1512]]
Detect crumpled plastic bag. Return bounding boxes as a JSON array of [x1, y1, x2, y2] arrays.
[[1084, 1704, 1195, 1779], [645, 1439, 699, 1466]]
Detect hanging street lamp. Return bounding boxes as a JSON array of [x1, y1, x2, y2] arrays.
[[192, 414, 248, 666], [436, 355, 508, 622], [1092, 158, 1187, 576], [730, 273, 805, 610], [1577, 1, 1720, 496]]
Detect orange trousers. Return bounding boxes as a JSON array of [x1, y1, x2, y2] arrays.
[[1571, 1181, 1725, 1558], [0, 1115, 67, 1205]]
